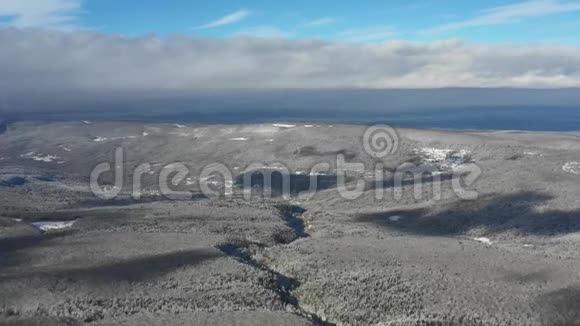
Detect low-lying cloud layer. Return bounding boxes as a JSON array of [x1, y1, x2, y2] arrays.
[[1, 28, 580, 92]]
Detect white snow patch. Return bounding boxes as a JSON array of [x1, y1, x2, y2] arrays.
[[12, 218, 23, 222], [304, 125, 314, 128], [265, 139, 274, 142], [32, 220, 76, 231], [33, 155, 58, 163], [142, 132, 150, 136], [174, 124, 186, 128], [82, 120, 92, 124], [563, 162, 580, 175], [272, 123, 296, 128], [415, 148, 471, 170], [228, 137, 248, 141], [20, 152, 61, 163], [389, 216, 402, 222], [309, 171, 330, 176], [524, 151, 542, 156], [224, 180, 233, 194], [523, 244, 534, 248], [92, 136, 108, 142], [473, 237, 493, 245], [418, 148, 452, 162]]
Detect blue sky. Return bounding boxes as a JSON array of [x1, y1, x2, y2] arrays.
[[1, 0, 580, 44]]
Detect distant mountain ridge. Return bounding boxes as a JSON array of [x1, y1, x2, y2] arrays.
[[2, 88, 580, 114]]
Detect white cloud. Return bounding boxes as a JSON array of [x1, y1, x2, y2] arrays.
[[0, 0, 82, 29], [429, 0, 580, 33], [234, 25, 291, 38], [1, 29, 580, 91], [338, 26, 397, 42], [302, 17, 336, 27], [196, 9, 251, 29]]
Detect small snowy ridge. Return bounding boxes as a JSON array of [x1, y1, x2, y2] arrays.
[[174, 124, 186, 128], [415, 148, 471, 170], [142, 132, 150, 136], [92, 136, 108, 142], [82, 120, 92, 124], [272, 123, 296, 128], [228, 137, 248, 141], [32, 220, 76, 231], [304, 125, 314, 128], [20, 152, 61, 163], [473, 237, 493, 245], [524, 151, 542, 156], [107, 136, 137, 140], [563, 162, 580, 175]]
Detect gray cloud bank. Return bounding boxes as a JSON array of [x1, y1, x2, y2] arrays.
[[1, 28, 580, 118], [2, 28, 580, 92]]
